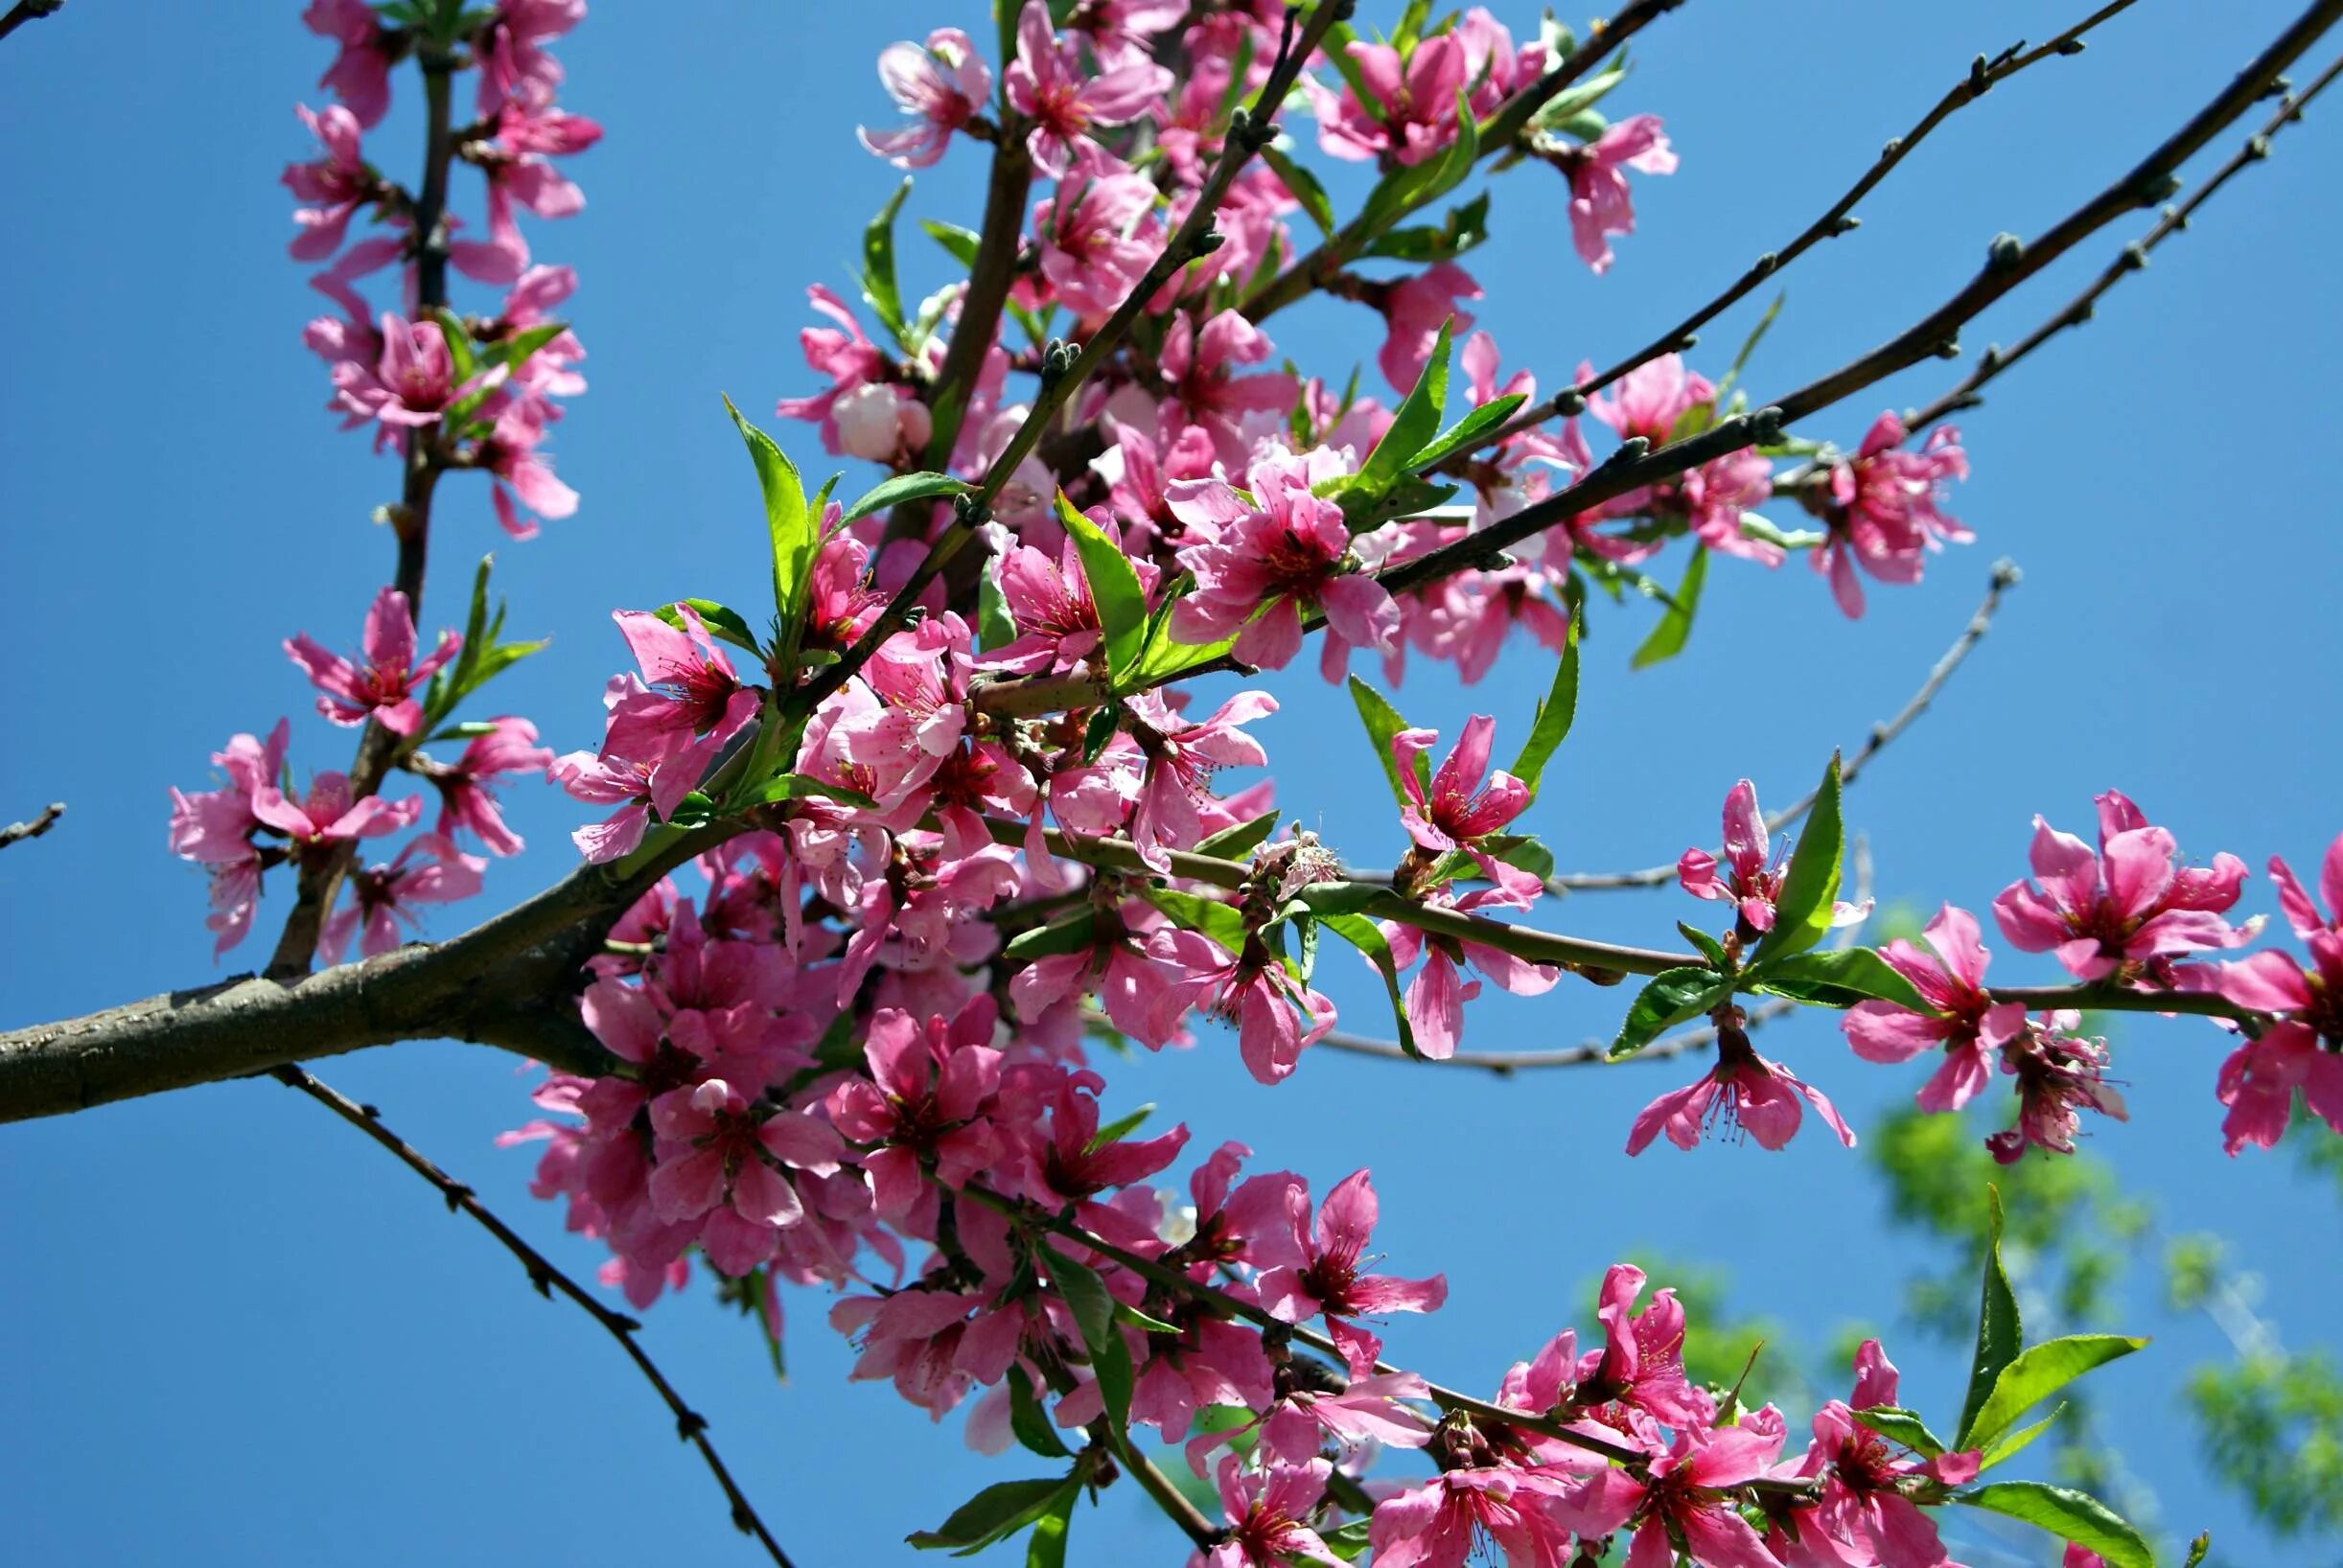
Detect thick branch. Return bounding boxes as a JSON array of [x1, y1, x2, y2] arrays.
[[0, 0, 62, 45], [0, 801, 64, 850]]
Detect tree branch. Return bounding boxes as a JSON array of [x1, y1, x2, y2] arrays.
[[0, 801, 64, 850], [0, 0, 62, 46], [272, 1064, 797, 1567]]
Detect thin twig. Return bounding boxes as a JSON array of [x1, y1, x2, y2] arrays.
[[0, 802, 64, 850], [0, 0, 62, 45], [1906, 49, 2343, 432], [1447, 0, 2140, 467], [269, 1065, 798, 1568], [1547, 561, 2019, 891], [1107, 1425, 1223, 1548]]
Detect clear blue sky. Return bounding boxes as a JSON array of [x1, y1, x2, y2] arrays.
[[3, 4, 2338, 1564]]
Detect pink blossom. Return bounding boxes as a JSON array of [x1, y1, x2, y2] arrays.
[[1376, 264, 1480, 392], [1309, 33, 1469, 167], [1554, 115, 1677, 274], [1615, 1421, 1787, 1568], [1779, 1340, 1980, 1568], [1149, 928, 1339, 1085], [833, 614, 976, 810], [476, 0, 585, 116], [1985, 1013, 2127, 1163], [1005, 1, 1171, 177], [1382, 895, 1559, 1059], [1844, 904, 2029, 1112], [302, 0, 393, 127], [252, 771, 422, 854], [1033, 158, 1166, 324], [1810, 413, 1971, 618], [1578, 1263, 1715, 1432], [1125, 689, 1275, 872], [828, 1001, 1005, 1217], [447, 104, 601, 284], [1392, 716, 1540, 895], [975, 524, 1105, 676], [1991, 790, 2258, 982], [1582, 356, 1779, 563], [1095, 417, 1218, 551], [1368, 1464, 1589, 1568], [601, 605, 754, 759], [1065, 0, 1187, 71], [169, 720, 293, 956], [426, 715, 551, 856], [1158, 311, 1300, 466], [330, 311, 461, 434], [1628, 1027, 1857, 1154], [648, 1078, 846, 1277], [283, 104, 375, 261], [1017, 1069, 1189, 1207], [860, 28, 992, 169], [1678, 779, 1868, 938], [832, 382, 934, 466], [801, 524, 891, 656], [775, 286, 894, 455], [1210, 1457, 1343, 1568], [2210, 835, 2343, 1152], [319, 833, 487, 963], [1011, 910, 1192, 1049], [479, 403, 580, 540], [1168, 444, 1399, 671], [550, 743, 659, 863], [1249, 1169, 1446, 1371], [285, 586, 461, 737]]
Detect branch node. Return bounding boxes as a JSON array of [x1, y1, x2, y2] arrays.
[[1832, 215, 1862, 237], [2132, 169, 2183, 207], [1969, 54, 1992, 95], [677, 1411, 709, 1440], [1550, 388, 1586, 418], [1986, 231, 2025, 270]]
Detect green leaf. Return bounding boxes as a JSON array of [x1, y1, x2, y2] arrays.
[[730, 772, 877, 812], [1716, 289, 1786, 399], [429, 307, 478, 382], [1087, 1103, 1154, 1152], [1004, 911, 1102, 963], [1321, 1519, 1374, 1562], [1852, 1405, 1946, 1458], [1318, 20, 1386, 125], [1080, 704, 1118, 764], [908, 1476, 1079, 1553], [1677, 923, 1731, 971], [1294, 881, 1383, 917], [1195, 812, 1281, 861], [842, 471, 970, 525], [1321, 911, 1417, 1058], [1957, 1187, 2025, 1449], [1966, 1335, 2147, 1456], [1362, 191, 1492, 265], [1141, 888, 1248, 955], [1056, 493, 1148, 684], [1527, 53, 1630, 131], [1612, 966, 1731, 1059], [1750, 753, 1844, 967], [653, 598, 762, 656], [723, 396, 816, 645], [977, 553, 1018, 652], [1508, 623, 1580, 795], [1630, 544, 1706, 669], [1951, 1483, 2154, 1568], [1041, 1247, 1131, 1434], [1346, 674, 1416, 811], [1361, 318, 1453, 489], [1113, 1300, 1180, 1335], [1408, 390, 1525, 473], [1980, 1401, 2066, 1470], [922, 219, 983, 267], [1358, 90, 1478, 236], [1024, 1484, 1074, 1568], [1751, 947, 1932, 1012], [860, 176, 913, 349], [1007, 1368, 1072, 1460], [1260, 143, 1334, 236]]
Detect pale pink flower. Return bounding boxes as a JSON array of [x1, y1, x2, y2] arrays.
[[860, 28, 992, 169], [1555, 115, 1677, 274], [1125, 689, 1275, 872], [1382, 893, 1559, 1059], [1811, 412, 1970, 618], [318, 832, 487, 963], [302, 0, 393, 127], [1309, 33, 1469, 167], [285, 586, 461, 737], [2211, 835, 2343, 1153], [283, 104, 375, 261], [1991, 790, 2258, 982], [775, 285, 894, 455], [551, 744, 659, 863], [1034, 158, 1167, 324], [1158, 311, 1300, 466], [834, 613, 977, 809], [252, 771, 422, 853], [1368, 1464, 1589, 1568], [828, 1000, 1005, 1217], [331, 311, 460, 433], [1149, 927, 1339, 1086], [475, 0, 585, 116], [1096, 417, 1218, 551], [1678, 779, 1868, 938], [1169, 444, 1399, 671], [1844, 904, 2029, 1113], [975, 524, 1105, 676], [1248, 1169, 1446, 1372], [1005, 0, 1171, 177], [1777, 1340, 1980, 1568], [1628, 1029, 1857, 1154], [1209, 1457, 1343, 1568], [427, 715, 551, 856], [1376, 263, 1480, 392]]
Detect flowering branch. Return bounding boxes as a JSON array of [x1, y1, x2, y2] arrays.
[[0, 801, 63, 851], [269, 1064, 797, 1568], [1905, 47, 2343, 433]]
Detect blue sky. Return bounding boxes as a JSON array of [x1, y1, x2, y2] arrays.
[[3, 3, 2339, 1564]]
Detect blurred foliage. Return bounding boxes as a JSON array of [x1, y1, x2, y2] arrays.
[[2183, 1349, 2343, 1539]]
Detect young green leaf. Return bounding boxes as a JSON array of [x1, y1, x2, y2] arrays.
[[1750, 752, 1844, 967], [1260, 143, 1335, 236], [922, 218, 982, 267], [1360, 318, 1453, 489], [729, 772, 878, 812], [1195, 812, 1282, 861], [1611, 965, 1732, 1058], [1508, 623, 1580, 796], [1056, 493, 1148, 683], [723, 395, 816, 641], [1007, 1367, 1071, 1459], [1086, 1103, 1154, 1152], [1346, 674, 1416, 810], [1852, 1406, 1946, 1458], [841, 471, 971, 525], [1677, 922, 1731, 971], [1320, 911, 1417, 1059], [1141, 888, 1249, 955], [1950, 1483, 2153, 1568], [1024, 1484, 1074, 1568], [1041, 1246, 1131, 1433], [860, 176, 913, 348], [1964, 1335, 2147, 1457], [1979, 1401, 2066, 1470], [1630, 544, 1706, 669], [907, 1475, 1079, 1553], [1320, 1518, 1374, 1562], [1751, 947, 1933, 1012], [1716, 289, 1786, 399], [977, 553, 1018, 652], [1003, 910, 1102, 963], [653, 598, 761, 656], [1957, 1187, 2025, 1449], [1407, 390, 1526, 473]]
